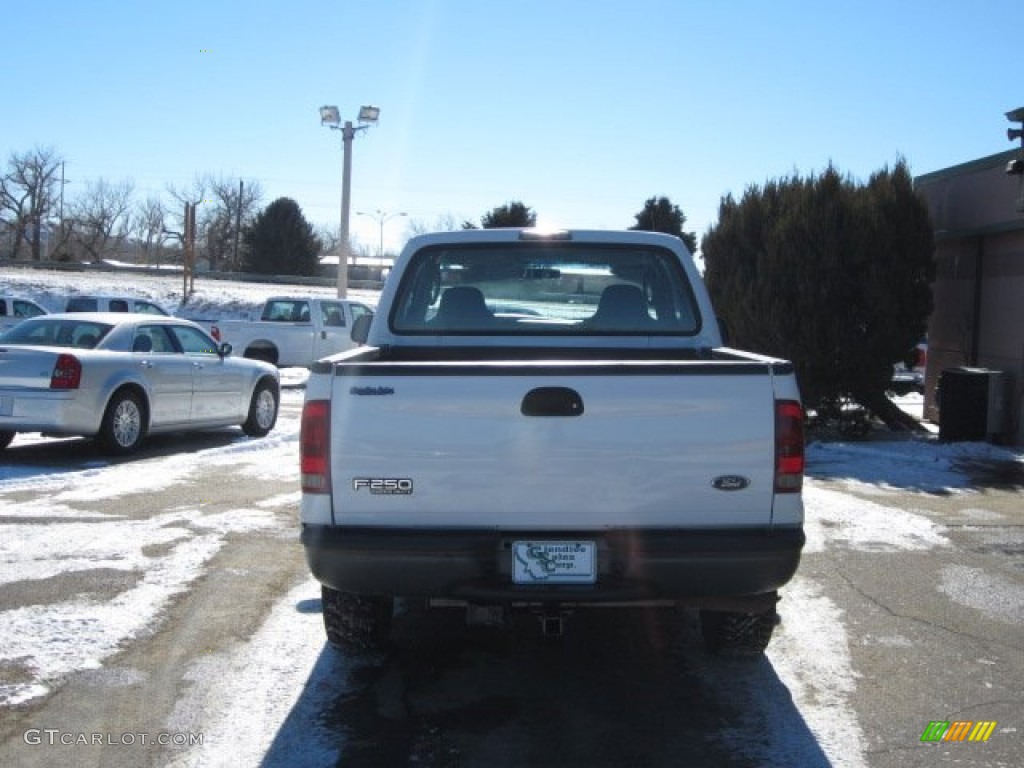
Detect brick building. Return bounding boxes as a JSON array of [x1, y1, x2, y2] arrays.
[[914, 147, 1024, 445]]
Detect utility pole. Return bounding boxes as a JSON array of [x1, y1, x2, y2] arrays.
[[59, 162, 66, 233], [232, 179, 243, 270], [182, 202, 198, 298]]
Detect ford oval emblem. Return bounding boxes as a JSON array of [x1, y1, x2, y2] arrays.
[[712, 475, 751, 491]]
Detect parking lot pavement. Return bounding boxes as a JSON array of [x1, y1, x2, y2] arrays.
[[802, 445, 1023, 768]]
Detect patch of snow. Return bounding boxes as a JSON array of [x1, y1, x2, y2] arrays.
[[806, 438, 1023, 493], [938, 565, 1024, 625], [698, 577, 867, 768], [803, 483, 949, 554]]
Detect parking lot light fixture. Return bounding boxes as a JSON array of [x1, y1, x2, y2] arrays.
[[1006, 107, 1024, 212], [320, 104, 380, 298]]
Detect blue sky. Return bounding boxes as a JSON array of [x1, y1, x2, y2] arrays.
[[4, 0, 1021, 254]]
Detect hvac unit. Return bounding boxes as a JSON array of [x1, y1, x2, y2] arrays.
[[937, 367, 1006, 442]]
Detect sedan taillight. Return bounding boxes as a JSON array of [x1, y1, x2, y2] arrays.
[[50, 354, 82, 390]]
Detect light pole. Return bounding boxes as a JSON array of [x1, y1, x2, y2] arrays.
[[357, 208, 407, 262], [1007, 107, 1024, 213], [320, 104, 379, 298]]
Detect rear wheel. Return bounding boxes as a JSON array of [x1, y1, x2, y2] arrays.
[[700, 609, 779, 657], [321, 585, 393, 652], [99, 390, 146, 454], [242, 379, 278, 437], [0, 431, 14, 451]]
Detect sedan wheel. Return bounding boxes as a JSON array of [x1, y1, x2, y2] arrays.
[[242, 379, 278, 437], [100, 391, 145, 454]]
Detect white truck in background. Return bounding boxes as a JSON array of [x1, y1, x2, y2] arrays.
[[300, 229, 805, 655], [210, 296, 374, 367], [65, 295, 172, 315], [0, 296, 48, 333]]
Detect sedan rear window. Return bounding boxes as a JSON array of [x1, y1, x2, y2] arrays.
[[0, 318, 112, 348]]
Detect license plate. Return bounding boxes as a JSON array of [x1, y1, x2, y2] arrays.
[[0, 396, 11, 417], [512, 541, 596, 584]]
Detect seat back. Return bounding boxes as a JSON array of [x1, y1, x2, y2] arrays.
[[589, 284, 652, 328], [433, 286, 493, 329]]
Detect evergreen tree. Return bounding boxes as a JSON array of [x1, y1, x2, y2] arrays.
[[242, 197, 319, 276], [479, 201, 537, 228], [702, 161, 935, 427], [629, 196, 698, 253]]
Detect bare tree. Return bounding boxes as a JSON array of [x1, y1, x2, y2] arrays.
[[134, 195, 167, 265], [405, 212, 462, 238], [0, 147, 63, 260], [167, 176, 261, 271], [207, 176, 262, 271], [67, 179, 135, 261], [314, 223, 340, 256]]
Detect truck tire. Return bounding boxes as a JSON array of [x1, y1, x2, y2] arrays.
[[98, 390, 146, 454], [0, 430, 14, 450], [321, 585, 393, 652], [700, 609, 779, 657], [242, 379, 279, 437]]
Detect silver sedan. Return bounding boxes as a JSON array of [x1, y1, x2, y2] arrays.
[[0, 313, 280, 454]]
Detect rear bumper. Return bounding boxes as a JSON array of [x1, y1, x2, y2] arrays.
[[302, 525, 804, 608], [0, 388, 100, 436]]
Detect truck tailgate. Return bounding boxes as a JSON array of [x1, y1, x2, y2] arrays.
[[329, 361, 778, 529]]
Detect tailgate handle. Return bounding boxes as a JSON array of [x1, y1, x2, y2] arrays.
[[521, 387, 584, 417]]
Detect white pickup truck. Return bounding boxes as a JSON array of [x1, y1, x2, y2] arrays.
[[300, 229, 805, 655], [210, 296, 374, 367]]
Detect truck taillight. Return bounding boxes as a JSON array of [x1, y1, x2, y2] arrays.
[[301, 399, 331, 493], [774, 400, 804, 493], [50, 354, 82, 390]]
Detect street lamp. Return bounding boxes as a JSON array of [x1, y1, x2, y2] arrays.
[[320, 103, 380, 298], [1007, 106, 1024, 212], [357, 208, 407, 261]]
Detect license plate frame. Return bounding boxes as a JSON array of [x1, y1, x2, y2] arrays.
[[512, 540, 596, 584]]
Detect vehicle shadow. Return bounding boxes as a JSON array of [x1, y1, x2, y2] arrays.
[[0, 430, 248, 478], [951, 457, 1024, 490], [261, 602, 832, 767]]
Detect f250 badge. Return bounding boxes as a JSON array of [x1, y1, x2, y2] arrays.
[[352, 478, 413, 495], [711, 475, 751, 491]]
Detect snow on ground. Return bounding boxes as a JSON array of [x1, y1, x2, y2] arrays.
[[0, 387, 305, 708], [3, 267, 1024, 763], [163, 577, 348, 768], [696, 439, 1021, 768]]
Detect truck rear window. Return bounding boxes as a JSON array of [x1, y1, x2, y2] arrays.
[[390, 243, 702, 336]]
